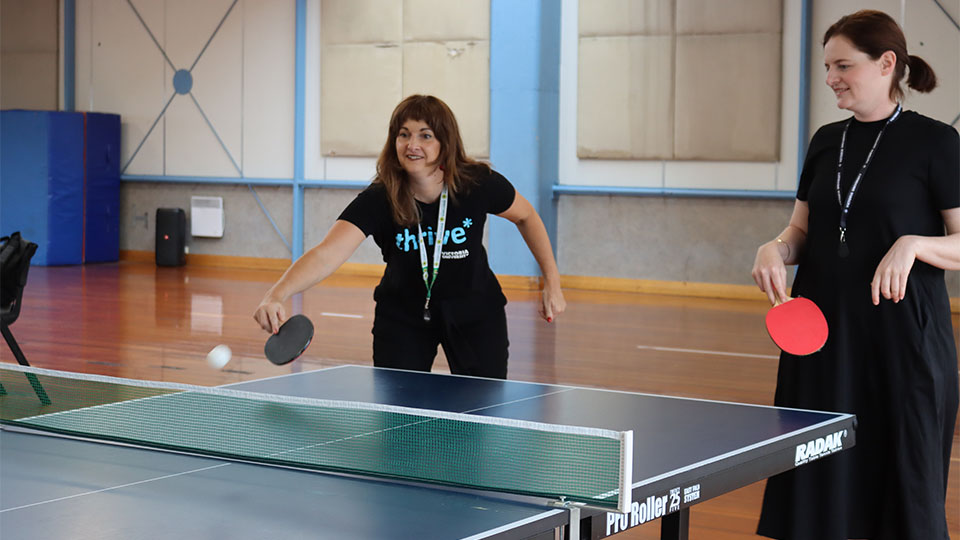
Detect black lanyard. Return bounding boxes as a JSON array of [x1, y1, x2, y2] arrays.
[[835, 103, 901, 257]]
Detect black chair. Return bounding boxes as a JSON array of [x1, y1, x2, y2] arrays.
[[0, 233, 50, 404]]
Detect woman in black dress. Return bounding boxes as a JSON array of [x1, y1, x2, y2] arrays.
[[254, 95, 565, 379], [751, 10, 959, 540]]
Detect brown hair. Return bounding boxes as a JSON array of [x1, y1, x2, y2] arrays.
[[374, 95, 489, 226], [823, 10, 937, 101]]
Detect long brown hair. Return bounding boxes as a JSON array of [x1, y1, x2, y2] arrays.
[[374, 95, 489, 226], [823, 9, 937, 102]]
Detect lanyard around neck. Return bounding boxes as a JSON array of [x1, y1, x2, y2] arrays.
[[835, 102, 901, 256], [417, 185, 448, 320]]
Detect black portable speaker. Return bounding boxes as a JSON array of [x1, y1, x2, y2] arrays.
[[155, 208, 186, 267]]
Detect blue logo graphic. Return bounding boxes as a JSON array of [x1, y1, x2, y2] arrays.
[[395, 221, 470, 251]]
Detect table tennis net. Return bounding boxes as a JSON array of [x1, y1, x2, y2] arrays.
[[0, 364, 633, 511]]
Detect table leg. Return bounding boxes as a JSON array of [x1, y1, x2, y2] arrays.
[[660, 508, 689, 540], [568, 505, 580, 539]]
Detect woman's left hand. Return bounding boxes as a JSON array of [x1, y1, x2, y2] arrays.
[[871, 235, 918, 305], [540, 283, 566, 322]]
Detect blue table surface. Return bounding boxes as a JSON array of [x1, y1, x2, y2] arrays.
[[0, 365, 854, 539]]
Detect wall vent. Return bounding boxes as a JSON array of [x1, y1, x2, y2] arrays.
[[190, 196, 224, 238]]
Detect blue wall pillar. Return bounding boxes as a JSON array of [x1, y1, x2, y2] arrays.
[[488, 0, 561, 277], [292, 0, 307, 261]]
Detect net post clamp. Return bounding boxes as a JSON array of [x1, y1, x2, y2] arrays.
[[549, 497, 586, 509], [549, 499, 583, 540]]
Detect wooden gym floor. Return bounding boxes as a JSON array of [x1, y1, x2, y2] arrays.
[[2, 261, 957, 539]]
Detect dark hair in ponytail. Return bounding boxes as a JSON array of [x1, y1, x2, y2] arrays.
[[823, 10, 938, 101], [905, 54, 937, 94]]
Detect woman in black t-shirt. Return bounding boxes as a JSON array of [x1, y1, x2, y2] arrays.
[[751, 10, 959, 540], [254, 95, 565, 378]]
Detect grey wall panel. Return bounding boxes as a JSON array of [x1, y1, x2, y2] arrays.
[[119, 185, 959, 293], [303, 187, 384, 266], [558, 194, 796, 285], [557, 194, 959, 293], [120, 183, 292, 260], [121, 184, 383, 267]]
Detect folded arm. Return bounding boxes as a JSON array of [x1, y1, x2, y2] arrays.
[[871, 208, 960, 304]]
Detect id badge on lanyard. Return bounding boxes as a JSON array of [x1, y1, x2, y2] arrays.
[[418, 186, 448, 321], [834, 103, 901, 258]]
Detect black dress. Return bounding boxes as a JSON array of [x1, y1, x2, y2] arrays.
[[757, 111, 959, 540]]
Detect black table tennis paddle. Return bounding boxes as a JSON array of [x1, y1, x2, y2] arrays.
[[264, 314, 314, 365]]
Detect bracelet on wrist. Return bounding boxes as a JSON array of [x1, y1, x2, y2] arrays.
[[776, 237, 790, 260]]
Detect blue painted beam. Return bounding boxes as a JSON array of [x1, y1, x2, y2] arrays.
[[489, 0, 561, 277], [122, 173, 797, 202], [123, 175, 372, 190], [537, 0, 561, 254], [122, 174, 293, 186], [553, 185, 796, 200], [300, 179, 370, 189], [797, 0, 812, 185], [292, 0, 307, 261]]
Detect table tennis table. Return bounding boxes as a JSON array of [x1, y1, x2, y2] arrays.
[[1, 364, 855, 539]]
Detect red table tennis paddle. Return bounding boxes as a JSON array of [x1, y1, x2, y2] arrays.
[[765, 297, 828, 356], [264, 314, 314, 365]]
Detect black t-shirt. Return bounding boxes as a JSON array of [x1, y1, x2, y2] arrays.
[[338, 166, 516, 309], [796, 110, 959, 282]]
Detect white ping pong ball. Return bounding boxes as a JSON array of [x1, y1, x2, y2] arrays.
[[206, 344, 232, 370]]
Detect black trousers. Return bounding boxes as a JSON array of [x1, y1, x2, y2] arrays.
[[372, 299, 509, 379]]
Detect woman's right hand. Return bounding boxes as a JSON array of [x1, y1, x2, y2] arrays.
[[253, 298, 286, 334], [752, 241, 790, 306], [250, 221, 367, 335]]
